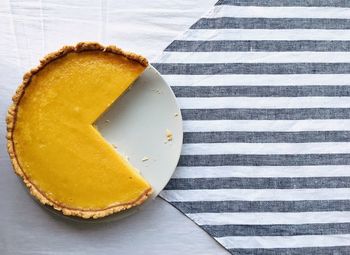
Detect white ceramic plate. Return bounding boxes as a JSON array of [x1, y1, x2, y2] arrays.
[[42, 65, 183, 222]]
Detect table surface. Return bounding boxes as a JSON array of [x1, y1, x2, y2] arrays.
[[0, 0, 229, 254]]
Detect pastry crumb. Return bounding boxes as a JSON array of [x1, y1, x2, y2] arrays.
[[121, 153, 129, 161], [174, 113, 179, 117], [166, 129, 173, 141], [142, 156, 149, 162], [105, 119, 110, 124]]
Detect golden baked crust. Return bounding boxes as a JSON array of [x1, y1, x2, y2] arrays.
[[6, 42, 152, 219]]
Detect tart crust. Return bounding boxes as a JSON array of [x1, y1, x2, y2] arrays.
[[6, 42, 152, 219]]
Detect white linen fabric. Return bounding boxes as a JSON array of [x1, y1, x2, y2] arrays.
[[0, 1, 227, 255]]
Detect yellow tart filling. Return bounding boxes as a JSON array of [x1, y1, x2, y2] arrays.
[[11, 49, 152, 212]]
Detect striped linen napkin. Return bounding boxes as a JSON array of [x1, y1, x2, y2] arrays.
[[154, 0, 350, 254]]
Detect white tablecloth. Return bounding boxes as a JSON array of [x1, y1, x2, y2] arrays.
[[0, 1, 228, 254]]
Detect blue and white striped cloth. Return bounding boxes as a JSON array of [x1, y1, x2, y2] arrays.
[[155, 1, 350, 254]]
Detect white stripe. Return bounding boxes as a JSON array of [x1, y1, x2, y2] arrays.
[[178, 97, 350, 109], [217, 234, 350, 249], [181, 142, 350, 155], [183, 120, 350, 132], [188, 211, 350, 225], [164, 74, 350, 86], [172, 165, 350, 178], [160, 188, 350, 202], [205, 6, 350, 19], [160, 52, 350, 63], [182, 29, 350, 41]]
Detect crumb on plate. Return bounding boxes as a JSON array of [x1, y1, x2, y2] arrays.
[[166, 129, 173, 141]]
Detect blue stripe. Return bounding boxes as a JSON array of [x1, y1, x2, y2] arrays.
[[165, 40, 350, 52], [169, 200, 350, 213], [165, 177, 350, 189], [154, 63, 350, 75], [181, 108, 350, 120], [216, 0, 350, 7], [183, 131, 350, 143], [179, 154, 350, 166], [191, 18, 350, 30], [202, 223, 350, 236], [228, 247, 350, 255], [172, 86, 350, 97]]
